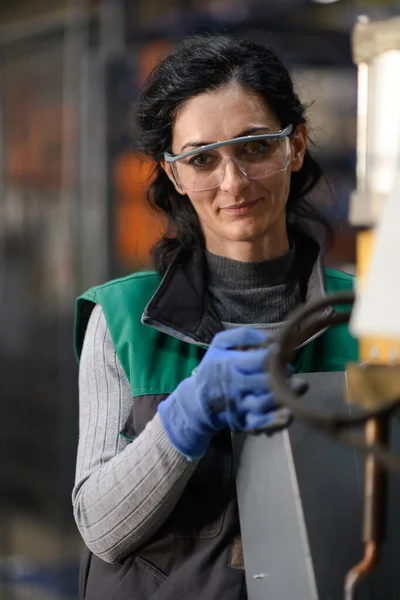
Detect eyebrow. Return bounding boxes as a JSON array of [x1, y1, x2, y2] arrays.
[[179, 126, 273, 152]]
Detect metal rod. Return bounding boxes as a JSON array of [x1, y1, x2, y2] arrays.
[[344, 541, 379, 600], [344, 417, 389, 599]]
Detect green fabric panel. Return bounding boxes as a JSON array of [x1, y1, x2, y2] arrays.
[[77, 271, 205, 397]]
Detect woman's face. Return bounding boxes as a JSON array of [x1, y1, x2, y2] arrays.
[[163, 83, 307, 261]]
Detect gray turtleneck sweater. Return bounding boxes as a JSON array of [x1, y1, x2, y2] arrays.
[[72, 251, 302, 562]]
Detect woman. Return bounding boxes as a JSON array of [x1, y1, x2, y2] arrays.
[[73, 34, 358, 600]]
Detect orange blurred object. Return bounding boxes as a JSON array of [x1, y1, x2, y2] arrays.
[[114, 151, 166, 269], [113, 40, 173, 270]]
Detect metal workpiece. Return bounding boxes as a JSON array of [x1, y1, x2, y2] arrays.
[[344, 362, 397, 598], [234, 427, 319, 600]]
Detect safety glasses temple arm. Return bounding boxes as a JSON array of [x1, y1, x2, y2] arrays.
[[164, 124, 294, 163]]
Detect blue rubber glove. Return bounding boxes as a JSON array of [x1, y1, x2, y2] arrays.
[[158, 327, 286, 459]]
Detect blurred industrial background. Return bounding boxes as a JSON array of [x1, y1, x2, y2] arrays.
[[1, 0, 400, 598]]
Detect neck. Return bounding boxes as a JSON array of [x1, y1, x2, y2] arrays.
[[205, 229, 290, 263]]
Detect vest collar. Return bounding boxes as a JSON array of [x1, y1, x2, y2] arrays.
[[142, 249, 223, 346]]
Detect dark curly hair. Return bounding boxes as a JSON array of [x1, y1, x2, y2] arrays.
[[136, 34, 331, 274]]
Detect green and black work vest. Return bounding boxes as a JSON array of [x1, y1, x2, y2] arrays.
[[74, 247, 358, 600]]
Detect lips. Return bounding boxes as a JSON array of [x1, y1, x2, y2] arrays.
[[220, 198, 261, 213]]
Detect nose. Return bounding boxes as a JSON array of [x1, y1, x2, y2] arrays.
[[219, 158, 250, 195]]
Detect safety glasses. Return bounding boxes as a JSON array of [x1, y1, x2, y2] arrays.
[[164, 124, 293, 192]]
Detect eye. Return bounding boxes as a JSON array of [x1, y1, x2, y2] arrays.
[[187, 153, 215, 168], [242, 140, 271, 154]]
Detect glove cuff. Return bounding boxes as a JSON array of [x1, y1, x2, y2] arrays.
[[158, 389, 213, 460]]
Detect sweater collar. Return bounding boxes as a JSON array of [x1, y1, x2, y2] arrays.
[[205, 244, 296, 289]]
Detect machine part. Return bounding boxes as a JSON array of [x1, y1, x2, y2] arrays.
[[346, 363, 400, 411], [354, 230, 400, 362], [350, 16, 400, 226], [349, 15, 400, 338], [352, 15, 400, 69], [267, 291, 400, 473], [267, 289, 400, 595], [344, 542, 378, 600], [350, 174, 400, 340], [362, 419, 388, 544], [268, 292, 400, 431], [344, 417, 389, 600], [345, 14, 400, 596]]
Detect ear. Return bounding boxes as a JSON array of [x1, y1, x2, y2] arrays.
[[290, 124, 308, 173], [160, 159, 186, 196]]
